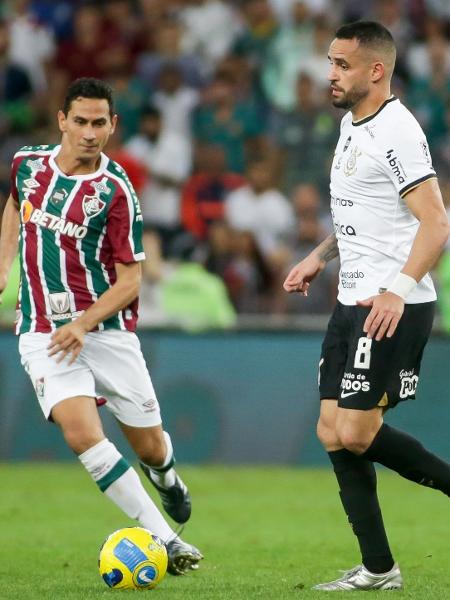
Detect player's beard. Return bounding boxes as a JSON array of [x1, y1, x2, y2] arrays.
[[331, 83, 369, 110]]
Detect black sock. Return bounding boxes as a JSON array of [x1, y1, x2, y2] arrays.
[[364, 423, 450, 496], [328, 449, 394, 574]]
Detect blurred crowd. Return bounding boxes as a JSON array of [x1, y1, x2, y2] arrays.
[[1, 0, 450, 328]]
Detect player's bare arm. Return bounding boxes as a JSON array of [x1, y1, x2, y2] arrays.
[[283, 233, 338, 294], [358, 178, 449, 341], [0, 195, 20, 302], [48, 262, 142, 364]]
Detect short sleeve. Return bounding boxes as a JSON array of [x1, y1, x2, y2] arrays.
[[10, 155, 21, 206], [107, 184, 145, 264], [381, 119, 436, 197]]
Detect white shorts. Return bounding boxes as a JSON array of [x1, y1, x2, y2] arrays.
[[19, 330, 162, 428]]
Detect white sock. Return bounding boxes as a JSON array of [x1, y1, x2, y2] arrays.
[[143, 431, 177, 488], [79, 438, 175, 542]]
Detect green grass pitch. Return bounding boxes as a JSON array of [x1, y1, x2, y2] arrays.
[[1, 464, 449, 599]]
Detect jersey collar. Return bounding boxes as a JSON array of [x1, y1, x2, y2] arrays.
[[352, 96, 398, 127], [49, 145, 109, 180]]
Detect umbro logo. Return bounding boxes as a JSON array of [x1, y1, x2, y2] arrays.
[[142, 399, 157, 412]]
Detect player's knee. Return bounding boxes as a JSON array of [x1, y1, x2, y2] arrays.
[[316, 418, 339, 450], [337, 428, 371, 455], [135, 439, 166, 467], [62, 423, 104, 455]]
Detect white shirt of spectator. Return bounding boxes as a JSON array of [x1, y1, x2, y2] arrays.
[[8, 13, 55, 92], [179, 0, 242, 72], [153, 87, 199, 140], [126, 130, 192, 228], [225, 186, 294, 256], [330, 97, 437, 305]]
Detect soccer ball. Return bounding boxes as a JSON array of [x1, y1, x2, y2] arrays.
[[99, 527, 168, 590]]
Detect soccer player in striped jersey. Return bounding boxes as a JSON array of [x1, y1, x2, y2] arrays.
[[0, 77, 202, 576], [284, 22, 450, 590]]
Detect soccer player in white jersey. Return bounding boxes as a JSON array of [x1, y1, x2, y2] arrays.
[[0, 78, 202, 576], [284, 22, 450, 591]]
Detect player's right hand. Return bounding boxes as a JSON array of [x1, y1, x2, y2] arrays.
[[47, 321, 87, 365], [283, 253, 325, 295]]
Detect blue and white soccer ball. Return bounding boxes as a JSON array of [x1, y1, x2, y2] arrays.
[[99, 527, 168, 590]]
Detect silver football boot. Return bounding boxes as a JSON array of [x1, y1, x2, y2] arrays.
[[313, 563, 403, 591]]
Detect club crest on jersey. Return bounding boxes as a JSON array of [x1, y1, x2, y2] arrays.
[[82, 195, 106, 219], [344, 146, 362, 177]]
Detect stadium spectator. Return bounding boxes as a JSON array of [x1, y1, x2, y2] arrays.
[[232, 0, 279, 105], [136, 18, 205, 90], [0, 76, 203, 574], [177, 0, 242, 75], [225, 157, 293, 260], [181, 144, 245, 240], [407, 36, 450, 150], [125, 105, 192, 256], [0, 17, 35, 200], [261, 0, 315, 110], [51, 3, 113, 112], [7, 0, 55, 92], [152, 63, 199, 139], [284, 183, 336, 314], [104, 45, 149, 142], [269, 71, 339, 194], [284, 21, 450, 590], [105, 124, 147, 195], [193, 72, 266, 173]]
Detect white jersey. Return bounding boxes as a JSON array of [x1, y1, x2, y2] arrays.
[[330, 97, 437, 305]]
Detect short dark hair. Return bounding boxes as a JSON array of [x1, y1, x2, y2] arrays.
[[63, 78, 115, 117], [335, 20, 395, 51]]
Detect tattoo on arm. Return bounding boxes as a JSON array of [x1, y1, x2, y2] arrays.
[[318, 234, 339, 263]]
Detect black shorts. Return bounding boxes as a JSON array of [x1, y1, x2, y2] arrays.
[[319, 301, 435, 410]]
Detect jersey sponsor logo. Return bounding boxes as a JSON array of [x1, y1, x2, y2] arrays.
[[50, 188, 68, 207], [334, 221, 356, 236], [49, 292, 70, 314], [82, 194, 106, 219], [341, 372, 370, 396], [341, 270, 365, 289], [399, 369, 418, 399], [341, 270, 364, 279], [385, 149, 406, 184], [331, 195, 353, 207], [48, 292, 83, 322], [344, 146, 362, 177], [21, 199, 88, 239]]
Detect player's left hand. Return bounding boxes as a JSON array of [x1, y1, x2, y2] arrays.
[[356, 292, 405, 341], [48, 321, 87, 365]]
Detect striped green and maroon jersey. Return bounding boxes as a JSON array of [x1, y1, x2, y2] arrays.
[[10, 144, 145, 334]]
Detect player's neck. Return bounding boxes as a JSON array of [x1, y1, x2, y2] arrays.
[[351, 91, 393, 124], [55, 147, 102, 176]]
